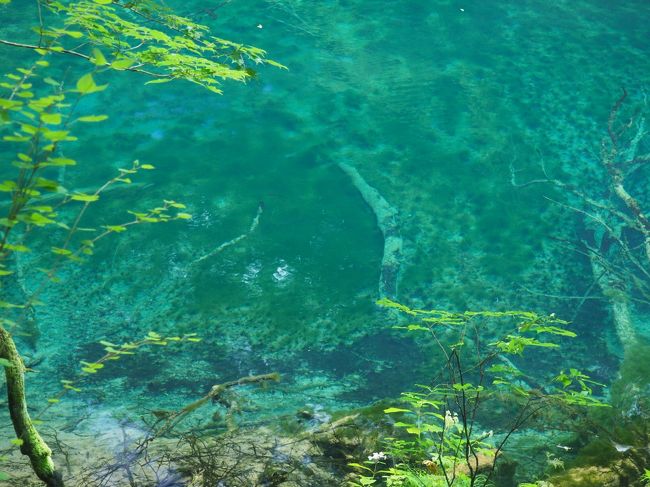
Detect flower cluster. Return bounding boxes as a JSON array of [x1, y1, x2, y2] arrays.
[[444, 410, 459, 429], [367, 451, 387, 462]]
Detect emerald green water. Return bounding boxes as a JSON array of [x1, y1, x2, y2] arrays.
[[1, 0, 650, 484]]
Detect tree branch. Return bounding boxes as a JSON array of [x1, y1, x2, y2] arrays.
[[0, 39, 168, 78]]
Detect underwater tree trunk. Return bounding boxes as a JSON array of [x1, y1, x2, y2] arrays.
[[338, 162, 402, 299], [0, 326, 63, 486], [587, 253, 638, 352]]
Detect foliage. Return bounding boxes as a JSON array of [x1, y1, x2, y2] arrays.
[[1, 0, 284, 93], [0, 1, 281, 484], [642, 469, 650, 485], [44, 331, 201, 406], [0, 61, 192, 313], [349, 300, 608, 487]]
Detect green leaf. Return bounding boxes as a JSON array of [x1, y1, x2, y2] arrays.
[[40, 112, 62, 125], [144, 78, 173, 85], [111, 58, 135, 70], [4, 243, 29, 252], [93, 0, 113, 4], [90, 48, 107, 66], [42, 157, 76, 167], [22, 213, 55, 226], [383, 407, 411, 414], [0, 180, 17, 192], [104, 225, 127, 233], [176, 212, 192, 220], [77, 115, 108, 123], [64, 31, 84, 39], [10, 438, 23, 447], [76, 73, 107, 94], [359, 477, 376, 485], [42, 129, 72, 142], [76, 73, 95, 94], [70, 193, 99, 202]]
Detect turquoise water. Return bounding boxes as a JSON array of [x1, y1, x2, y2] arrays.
[[1, 0, 650, 485]]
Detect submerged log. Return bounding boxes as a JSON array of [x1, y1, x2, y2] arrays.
[[152, 372, 280, 437], [338, 162, 402, 299]]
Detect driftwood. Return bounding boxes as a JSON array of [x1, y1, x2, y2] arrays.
[[511, 90, 650, 352], [152, 372, 280, 437], [190, 203, 263, 267], [338, 162, 402, 299]]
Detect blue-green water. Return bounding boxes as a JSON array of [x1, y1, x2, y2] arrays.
[[1, 0, 650, 485]]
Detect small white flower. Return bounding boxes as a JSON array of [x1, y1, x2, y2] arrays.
[[257, 24, 263, 29], [444, 410, 459, 429], [368, 451, 387, 462]]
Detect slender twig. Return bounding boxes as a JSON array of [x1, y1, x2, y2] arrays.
[[0, 39, 167, 78], [190, 203, 263, 267]]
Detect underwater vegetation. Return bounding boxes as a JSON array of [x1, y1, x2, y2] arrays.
[[0, 0, 649, 486]]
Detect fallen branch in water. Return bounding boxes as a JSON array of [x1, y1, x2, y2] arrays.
[[338, 163, 402, 299], [151, 372, 280, 437], [190, 202, 264, 267]]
